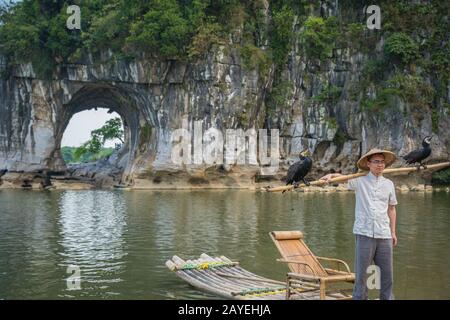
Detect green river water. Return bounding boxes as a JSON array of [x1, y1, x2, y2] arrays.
[[0, 189, 449, 299]]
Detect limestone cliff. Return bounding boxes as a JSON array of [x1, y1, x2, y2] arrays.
[[0, 1, 448, 189]]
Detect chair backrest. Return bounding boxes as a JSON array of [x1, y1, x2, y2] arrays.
[[270, 231, 328, 277]]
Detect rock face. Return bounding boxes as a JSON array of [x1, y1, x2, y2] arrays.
[[0, 49, 273, 187], [0, 8, 449, 189]]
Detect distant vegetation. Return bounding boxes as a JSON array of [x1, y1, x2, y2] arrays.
[[432, 169, 450, 186], [62, 117, 124, 163], [61, 146, 114, 164]]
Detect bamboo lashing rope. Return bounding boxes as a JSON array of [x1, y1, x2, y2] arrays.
[[264, 161, 450, 193], [233, 286, 286, 297]]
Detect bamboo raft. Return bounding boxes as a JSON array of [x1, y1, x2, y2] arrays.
[[264, 162, 450, 193], [165, 253, 349, 300]]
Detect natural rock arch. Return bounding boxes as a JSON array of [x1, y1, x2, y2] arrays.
[[56, 85, 142, 183]]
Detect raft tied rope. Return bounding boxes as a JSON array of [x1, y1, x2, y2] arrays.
[[237, 286, 286, 297], [180, 261, 234, 270]]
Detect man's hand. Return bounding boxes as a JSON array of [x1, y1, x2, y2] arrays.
[[388, 205, 397, 247], [319, 173, 342, 183], [392, 233, 398, 246], [319, 174, 333, 182]]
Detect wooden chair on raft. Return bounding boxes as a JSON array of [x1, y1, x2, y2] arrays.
[[269, 231, 355, 300]]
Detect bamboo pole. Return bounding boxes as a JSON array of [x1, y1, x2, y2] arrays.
[[264, 162, 450, 193]]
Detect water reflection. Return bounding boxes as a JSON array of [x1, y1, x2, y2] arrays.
[[57, 190, 127, 298]]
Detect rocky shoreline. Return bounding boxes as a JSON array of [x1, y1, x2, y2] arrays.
[[0, 170, 448, 193], [1, 159, 449, 191]]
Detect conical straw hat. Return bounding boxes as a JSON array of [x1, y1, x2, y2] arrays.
[[357, 148, 397, 171]]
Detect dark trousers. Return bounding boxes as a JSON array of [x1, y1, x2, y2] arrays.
[[352, 234, 394, 300]]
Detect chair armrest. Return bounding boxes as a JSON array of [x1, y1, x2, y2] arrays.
[[316, 256, 351, 273], [320, 274, 355, 283], [287, 272, 355, 283]]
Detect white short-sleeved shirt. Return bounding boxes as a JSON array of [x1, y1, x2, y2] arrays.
[[347, 172, 398, 239]]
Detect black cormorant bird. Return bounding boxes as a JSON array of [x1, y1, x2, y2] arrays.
[[283, 149, 312, 193], [403, 136, 432, 169]]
